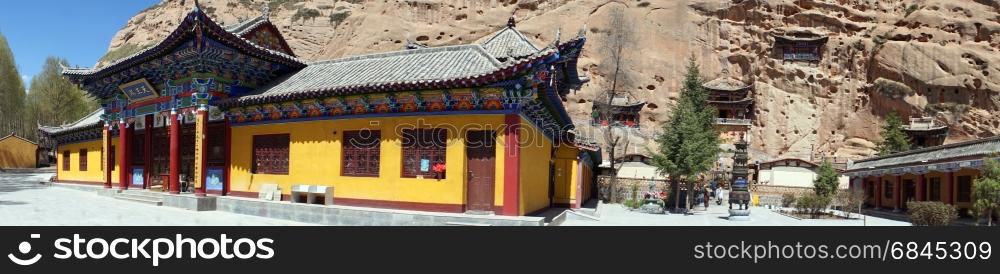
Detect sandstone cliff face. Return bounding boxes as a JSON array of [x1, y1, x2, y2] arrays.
[[101, 0, 1000, 162]]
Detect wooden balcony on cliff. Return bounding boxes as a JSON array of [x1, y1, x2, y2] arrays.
[[771, 30, 828, 64]]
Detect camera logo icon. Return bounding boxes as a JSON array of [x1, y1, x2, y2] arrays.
[[8, 234, 42, 266]]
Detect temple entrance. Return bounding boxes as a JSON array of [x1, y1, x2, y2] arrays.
[[465, 131, 496, 213], [147, 122, 196, 192]]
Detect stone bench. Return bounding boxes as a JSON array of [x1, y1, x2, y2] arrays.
[[290, 185, 334, 205]]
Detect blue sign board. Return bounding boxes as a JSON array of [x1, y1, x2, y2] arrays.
[[119, 79, 159, 103], [206, 168, 225, 191], [131, 167, 144, 187], [420, 159, 430, 172]]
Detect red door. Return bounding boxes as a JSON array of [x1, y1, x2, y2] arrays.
[[465, 131, 496, 212]]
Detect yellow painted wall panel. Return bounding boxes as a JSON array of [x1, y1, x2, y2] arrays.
[[55, 138, 119, 183], [518, 120, 552, 215], [0, 136, 37, 168], [229, 115, 508, 207]]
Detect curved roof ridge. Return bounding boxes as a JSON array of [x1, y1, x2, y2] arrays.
[[64, 8, 304, 78], [309, 44, 504, 68]]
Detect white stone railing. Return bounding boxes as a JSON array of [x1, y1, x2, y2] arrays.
[[715, 118, 751, 126]]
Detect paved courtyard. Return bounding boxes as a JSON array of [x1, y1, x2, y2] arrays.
[[560, 202, 911, 226], [0, 172, 310, 226]]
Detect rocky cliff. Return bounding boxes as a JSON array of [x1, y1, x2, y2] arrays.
[[100, 0, 1000, 162]]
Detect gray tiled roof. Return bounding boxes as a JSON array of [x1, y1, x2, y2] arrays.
[[848, 136, 1000, 170], [477, 26, 541, 58], [235, 44, 506, 102], [703, 77, 749, 91], [38, 109, 104, 135], [225, 15, 267, 36]]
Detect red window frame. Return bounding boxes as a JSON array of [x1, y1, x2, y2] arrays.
[[401, 128, 447, 178], [252, 134, 290, 175], [341, 130, 381, 177], [62, 151, 70, 171], [79, 149, 88, 171]]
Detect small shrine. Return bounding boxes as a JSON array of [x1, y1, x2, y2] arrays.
[[591, 94, 646, 128], [902, 116, 949, 148], [771, 30, 828, 63]]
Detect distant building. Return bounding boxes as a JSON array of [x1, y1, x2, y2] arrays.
[[599, 154, 664, 180], [591, 95, 646, 128], [0, 133, 40, 169], [771, 30, 828, 63], [756, 158, 848, 189], [846, 136, 1000, 215], [902, 116, 949, 148], [704, 77, 753, 144]]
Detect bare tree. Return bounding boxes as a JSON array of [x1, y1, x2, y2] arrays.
[[596, 4, 637, 203]]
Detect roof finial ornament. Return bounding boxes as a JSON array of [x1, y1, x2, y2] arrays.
[[507, 11, 516, 28], [549, 28, 561, 49], [577, 24, 587, 38], [262, 3, 270, 18], [193, 0, 201, 11]]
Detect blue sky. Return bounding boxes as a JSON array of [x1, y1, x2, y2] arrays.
[[0, 0, 160, 91]]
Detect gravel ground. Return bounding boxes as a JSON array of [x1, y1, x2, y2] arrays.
[[559, 202, 911, 226], [0, 172, 311, 226]]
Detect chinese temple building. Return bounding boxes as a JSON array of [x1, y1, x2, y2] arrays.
[[703, 77, 753, 144], [591, 95, 645, 128], [846, 136, 1000, 215], [771, 30, 828, 63], [42, 4, 597, 216], [902, 116, 949, 148]]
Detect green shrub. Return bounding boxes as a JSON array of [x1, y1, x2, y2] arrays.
[[781, 193, 797, 208], [795, 194, 832, 217], [908, 201, 958, 226]]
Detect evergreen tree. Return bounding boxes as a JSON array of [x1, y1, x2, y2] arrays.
[[972, 158, 1000, 226], [26, 57, 98, 127], [877, 112, 911, 156], [651, 56, 721, 211], [813, 160, 840, 198]]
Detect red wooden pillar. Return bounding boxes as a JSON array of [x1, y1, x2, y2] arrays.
[[117, 120, 130, 190], [223, 116, 232, 196], [169, 110, 180, 194], [194, 107, 208, 197], [916, 174, 926, 202], [144, 115, 153, 189], [874, 178, 882, 208], [945, 171, 955, 204], [103, 124, 112, 189], [892, 175, 903, 210], [502, 114, 521, 216]]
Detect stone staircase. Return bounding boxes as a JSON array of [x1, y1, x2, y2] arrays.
[[114, 190, 165, 206]]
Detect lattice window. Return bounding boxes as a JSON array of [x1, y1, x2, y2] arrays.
[[252, 134, 290, 175], [79, 149, 88, 171], [342, 130, 381, 177], [62, 151, 70, 171], [401, 129, 447, 178]]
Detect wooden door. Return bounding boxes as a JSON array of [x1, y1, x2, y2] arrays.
[[465, 131, 496, 212]]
